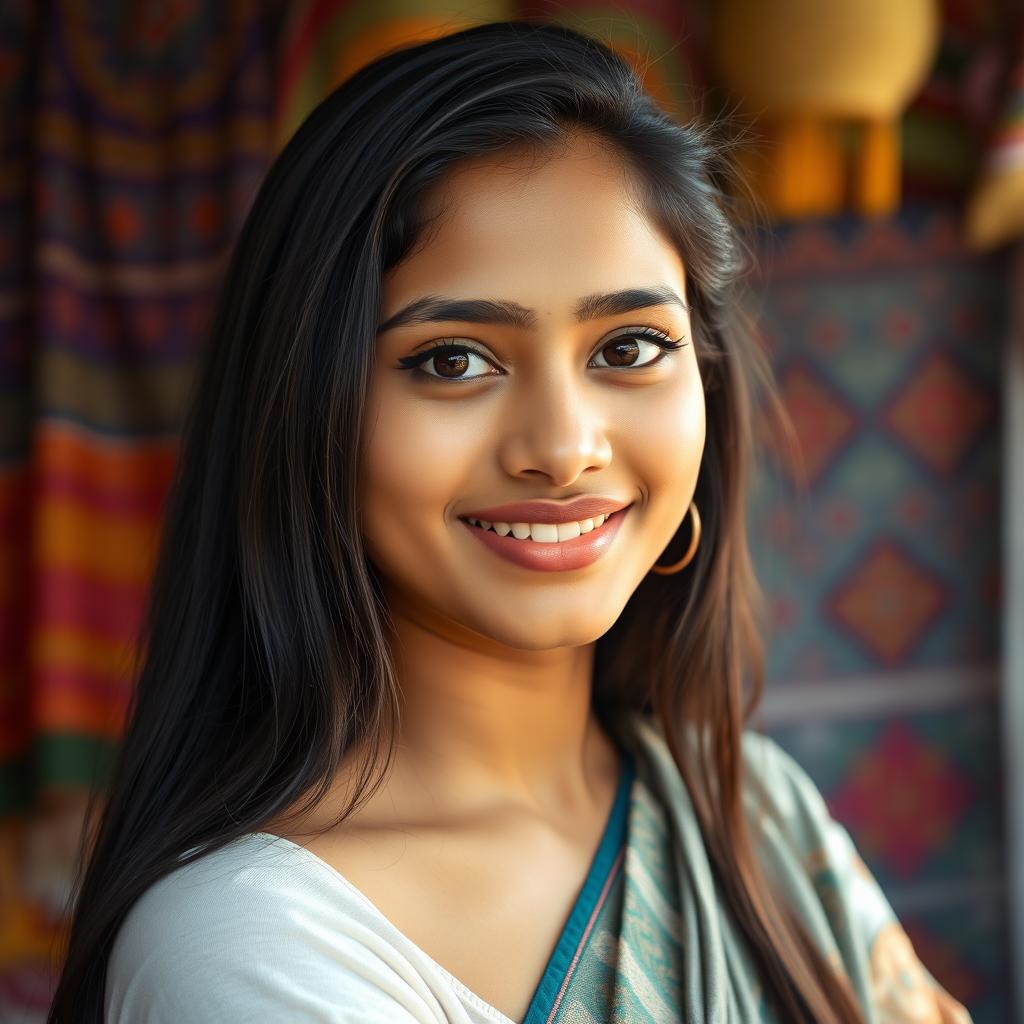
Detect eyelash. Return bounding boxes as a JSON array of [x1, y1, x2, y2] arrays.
[[396, 326, 688, 382]]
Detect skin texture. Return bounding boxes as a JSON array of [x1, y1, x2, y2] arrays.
[[270, 131, 706, 1019]]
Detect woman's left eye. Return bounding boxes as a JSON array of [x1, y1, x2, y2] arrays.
[[590, 328, 687, 369], [396, 326, 687, 382]]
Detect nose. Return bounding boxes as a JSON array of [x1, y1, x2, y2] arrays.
[[497, 370, 613, 486]]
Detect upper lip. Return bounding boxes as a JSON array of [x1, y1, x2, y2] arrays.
[[459, 496, 632, 524]]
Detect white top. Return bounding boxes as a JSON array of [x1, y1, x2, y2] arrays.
[[104, 832, 516, 1024]]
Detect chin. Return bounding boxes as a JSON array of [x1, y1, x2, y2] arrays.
[[460, 604, 623, 652]]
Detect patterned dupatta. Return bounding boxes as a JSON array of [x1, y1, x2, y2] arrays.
[[520, 711, 972, 1024]]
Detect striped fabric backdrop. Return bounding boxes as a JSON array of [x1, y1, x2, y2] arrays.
[[0, 1, 287, 1015]]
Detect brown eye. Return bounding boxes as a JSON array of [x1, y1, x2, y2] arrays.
[[432, 350, 471, 378], [396, 343, 499, 381], [602, 338, 641, 367], [590, 331, 682, 370]]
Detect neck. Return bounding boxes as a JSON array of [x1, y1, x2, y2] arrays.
[[376, 589, 621, 823]]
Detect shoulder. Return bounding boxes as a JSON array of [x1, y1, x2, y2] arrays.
[[104, 835, 445, 1023], [737, 731, 974, 1023], [625, 713, 842, 860], [738, 729, 839, 851], [622, 713, 973, 1021], [736, 728, 890, 915]]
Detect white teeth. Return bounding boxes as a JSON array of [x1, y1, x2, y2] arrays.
[[557, 521, 581, 542], [466, 512, 613, 542]]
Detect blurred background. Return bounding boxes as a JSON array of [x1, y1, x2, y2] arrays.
[[1, 1, 1022, 1021]]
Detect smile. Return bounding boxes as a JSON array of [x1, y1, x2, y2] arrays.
[[458, 505, 633, 572], [462, 511, 614, 542]]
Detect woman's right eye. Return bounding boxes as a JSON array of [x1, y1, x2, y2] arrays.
[[396, 342, 500, 381]]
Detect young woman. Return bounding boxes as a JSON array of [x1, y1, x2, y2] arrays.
[[48, 20, 972, 1024]]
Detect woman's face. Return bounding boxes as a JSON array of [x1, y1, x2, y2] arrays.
[[361, 133, 705, 651]]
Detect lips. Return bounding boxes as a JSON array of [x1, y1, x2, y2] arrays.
[[460, 504, 631, 572], [459, 496, 631, 525]]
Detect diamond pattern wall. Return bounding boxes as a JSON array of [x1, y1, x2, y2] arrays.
[[747, 205, 1010, 1021], [827, 539, 951, 666]]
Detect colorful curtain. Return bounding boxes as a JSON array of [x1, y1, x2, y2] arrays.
[[0, 1, 287, 1015]]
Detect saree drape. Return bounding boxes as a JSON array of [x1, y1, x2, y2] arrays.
[[523, 711, 973, 1024]]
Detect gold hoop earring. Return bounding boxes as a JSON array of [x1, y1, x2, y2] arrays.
[[649, 500, 701, 575]]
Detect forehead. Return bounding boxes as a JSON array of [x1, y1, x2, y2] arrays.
[[383, 134, 687, 310]]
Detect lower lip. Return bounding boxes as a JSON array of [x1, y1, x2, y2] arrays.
[[458, 506, 632, 572]]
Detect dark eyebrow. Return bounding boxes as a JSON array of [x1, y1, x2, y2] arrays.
[[375, 285, 689, 334]]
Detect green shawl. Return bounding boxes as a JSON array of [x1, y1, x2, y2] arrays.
[[519, 710, 972, 1024]]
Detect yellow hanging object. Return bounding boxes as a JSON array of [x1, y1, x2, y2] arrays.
[[713, 0, 939, 220], [855, 118, 901, 217], [774, 115, 844, 217]]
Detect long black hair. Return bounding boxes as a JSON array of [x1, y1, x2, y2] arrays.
[[49, 20, 866, 1023]]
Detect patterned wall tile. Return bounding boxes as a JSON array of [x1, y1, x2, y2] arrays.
[[768, 358, 860, 487], [882, 351, 996, 477], [826, 539, 951, 667], [748, 206, 1007, 682], [748, 206, 1010, 1021], [763, 700, 1005, 895]]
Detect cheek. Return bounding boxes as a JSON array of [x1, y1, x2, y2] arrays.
[[359, 384, 480, 565], [628, 369, 706, 489]]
